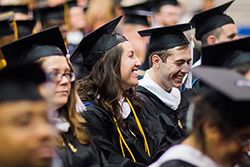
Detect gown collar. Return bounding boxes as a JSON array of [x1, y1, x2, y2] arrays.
[[139, 70, 181, 110]]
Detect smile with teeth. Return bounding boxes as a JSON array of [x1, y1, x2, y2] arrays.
[[132, 69, 138, 74], [176, 76, 183, 79]]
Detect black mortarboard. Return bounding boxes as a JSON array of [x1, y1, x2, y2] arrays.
[[0, 26, 67, 68], [202, 36, 250, 68], [16, 20, 36, 38], [68, 0, 77, 8], [0, 63, 46, 103], [71, 15, 127, 72], [122, 2, 153, 26], [190, 0, 235, 40], [0, 11, 14, 38], [34, 4, 65, 22], [192, 66, 250, 128], [138, 23, 190, 55], [153, 0, 179, 11], [0, 5, 29, 14]]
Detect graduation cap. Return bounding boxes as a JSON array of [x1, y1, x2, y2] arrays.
[[153, 0, 179, 11], [190, 0, 235, 40], [35, 4, 65, 22], [16, 19, 36, 38], [0, 11, 15, 38], [138, 23, 190, 55], [68, 0, 77, 8], [70, 15, 127, 72], [122, 1, 154, 27], [0, 26, 67, 68], [0, 5, 29, 14], [192, 66, 250, 128], [202, 36, 250, 68], [0, 63, 46, 103]]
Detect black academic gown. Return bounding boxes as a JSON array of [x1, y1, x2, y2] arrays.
[[136, 86, 186, 143], [178, 87, 198, 129], [57, 129, 108, 167], [160, 160, 198, 167], [82, 101, 155, 167]]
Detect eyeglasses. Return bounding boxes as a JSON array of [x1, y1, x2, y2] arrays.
[[47, 72, 76, 82]]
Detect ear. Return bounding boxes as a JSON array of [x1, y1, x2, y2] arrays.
[[152, 54, 161, 68], [207, 35, 217, 45], [203, 120, 220, 144]]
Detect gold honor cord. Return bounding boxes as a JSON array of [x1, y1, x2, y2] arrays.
[[106, 97, 151, 162], [0, 11, 18, 40], [125, 97, 151, 157], [12, 18, 18, 40], [64, 2, 70, 43], [113, 116, 136, 161]]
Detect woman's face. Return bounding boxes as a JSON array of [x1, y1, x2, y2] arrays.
[[210, 126, 250, 166], [120, 41, 141, 90], [41, 56, 72, 110]]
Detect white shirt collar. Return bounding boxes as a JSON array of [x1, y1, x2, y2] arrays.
[[139, 70, 181, 110]]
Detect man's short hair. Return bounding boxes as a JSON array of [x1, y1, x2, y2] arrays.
[[149, 44, 189, 67], [200, 26, 223, 46]]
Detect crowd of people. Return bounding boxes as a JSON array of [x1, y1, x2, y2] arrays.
[[0, 0, 250, 167]]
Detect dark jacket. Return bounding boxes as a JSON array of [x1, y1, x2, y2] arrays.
[[136, 86, 186, 142], [57, 129, 108, 167], [82, 102, 151, 167]]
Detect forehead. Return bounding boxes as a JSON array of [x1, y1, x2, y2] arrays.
[[167, 46, 191, 61], [160, 5, 180, 12], [0, 100, 47, 119], [221, 23, 237, 33], [120, 41, 134, 51], [42, 56, 70, 70]]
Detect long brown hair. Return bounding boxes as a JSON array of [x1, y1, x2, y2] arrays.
[[78, 43, 141, 126], [36, 56, 91, 147]]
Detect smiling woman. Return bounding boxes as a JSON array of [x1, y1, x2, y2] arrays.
[[74, 16, 170, 166]]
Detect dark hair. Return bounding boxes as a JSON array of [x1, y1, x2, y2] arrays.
[[190, 96, 239, 152], [201, 27, 223, 46], [233, 62, 250, 76], [78, 43, 141, 125], [149, 44, 189, 67]]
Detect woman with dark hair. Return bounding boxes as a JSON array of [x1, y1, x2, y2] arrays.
[[149, 66, 250, 167], [73, 16, 169, 166], [1, 26, 107, 167]]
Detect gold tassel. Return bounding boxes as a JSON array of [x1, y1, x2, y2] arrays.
[[64, 2, 70, 43]]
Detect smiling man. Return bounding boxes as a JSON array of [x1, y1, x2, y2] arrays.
[[0, 64, 55, 167], [136, 23, 192, 143]]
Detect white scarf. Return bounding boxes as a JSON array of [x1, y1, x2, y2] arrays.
[[52, 111, 70, 132], [139, 70, 181, 110], [149, 144, 224, 167], [119, 97, 131, 119]]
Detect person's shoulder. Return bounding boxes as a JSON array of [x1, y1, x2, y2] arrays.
[[160, 159, 198, 167]]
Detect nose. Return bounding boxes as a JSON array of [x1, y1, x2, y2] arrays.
[[181, 63, 190, 74], [135, 56, 142, 67], [59, 75, 71, 85], [234, 35, 239, 40], [36, 120, 55, 143]]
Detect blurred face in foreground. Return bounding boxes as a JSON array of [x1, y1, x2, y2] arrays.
[[0, 100, 55, 167]]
